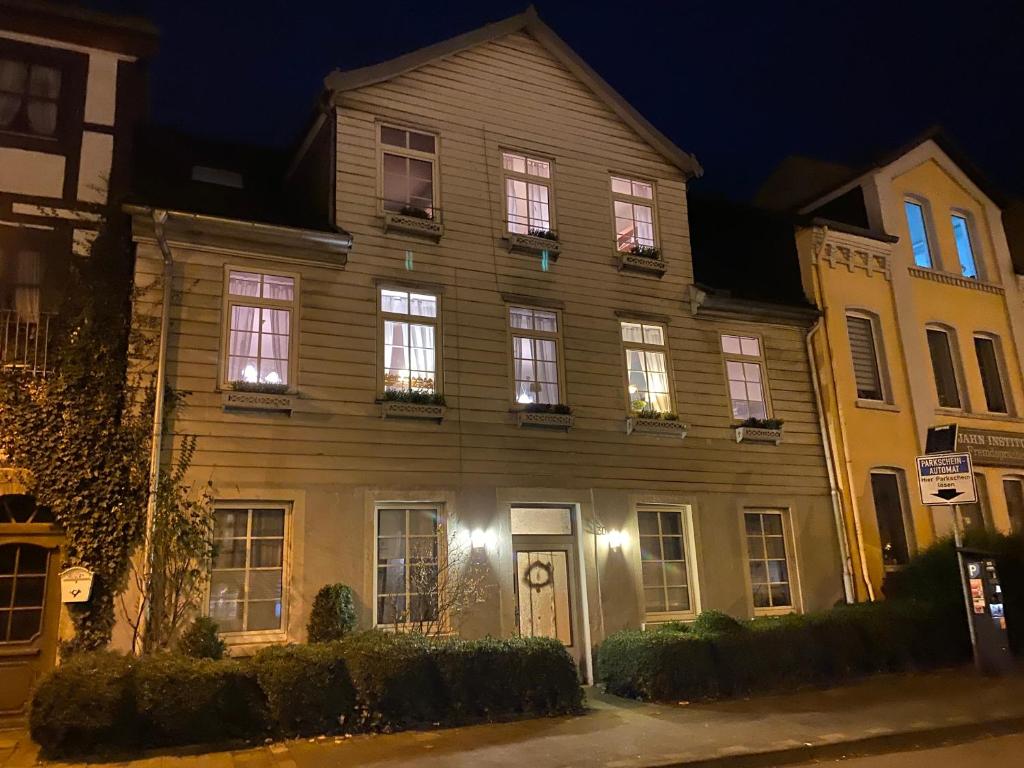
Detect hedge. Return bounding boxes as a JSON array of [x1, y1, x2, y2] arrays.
[[598, 599, 966, 702], [30, 632, 582, 757]]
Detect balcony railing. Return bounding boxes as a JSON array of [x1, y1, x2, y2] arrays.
[[1, 310, 56, 376]]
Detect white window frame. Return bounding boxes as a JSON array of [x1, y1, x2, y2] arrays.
[[845, 310, 891, 404], [207, 502, 291, 643], [377, 122, 440, 218], [926, 325, 968, 412], [869, 468, 915, 571], [742, 509, 800, 616], [377, 285, 442, 396], [973, 332, 1012, 415], [220, 266, 300, 391], [720, 332, 772, 421], [507, 305, 566, 407], [904, 196, 939, 270], [637, 503, 699, 621], [501, 150, 556, 236], [610, 175, 658, 253], [950, 210, 983, 280], [372, 502, 447, 631], [620, 319, 674, 414]]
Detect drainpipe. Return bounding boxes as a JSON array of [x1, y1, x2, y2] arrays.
[[133, 209, 173, 655], [806, 318, 856, 604], [811, 226, 876, 601]]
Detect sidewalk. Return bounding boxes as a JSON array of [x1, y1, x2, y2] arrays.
[[3, 668, 1024, 768]]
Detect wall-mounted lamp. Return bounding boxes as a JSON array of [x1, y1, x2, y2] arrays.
[[606, 529, 628, 551], [470, 528, 497, 550]]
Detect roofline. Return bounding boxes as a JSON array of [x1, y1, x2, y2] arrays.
[[323, 7, 702, 178], [0, 0, 158, 57], [689, 284, 819, 326]]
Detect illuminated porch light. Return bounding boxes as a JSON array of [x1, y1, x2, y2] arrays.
[[606, 529, 628, 550]]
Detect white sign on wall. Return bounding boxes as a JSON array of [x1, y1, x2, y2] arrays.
[[60, 566, 94, 603], [916, 453, 977, 506]]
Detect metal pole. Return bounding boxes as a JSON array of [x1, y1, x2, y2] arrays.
[[953, 503, 980, 671]]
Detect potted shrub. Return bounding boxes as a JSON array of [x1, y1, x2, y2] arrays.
[[380, 389, 447, 421], [515, 402, 574, 429], [735, 417, 784, 445]]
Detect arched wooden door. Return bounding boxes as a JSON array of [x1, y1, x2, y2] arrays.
[[0, 494, 62, 724]]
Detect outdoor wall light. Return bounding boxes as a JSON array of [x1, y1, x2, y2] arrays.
[[606, 529, 628, 550], [470, 528, 496, 549]]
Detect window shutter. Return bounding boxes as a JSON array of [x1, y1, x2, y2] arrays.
[[847, 316, 882, 400]]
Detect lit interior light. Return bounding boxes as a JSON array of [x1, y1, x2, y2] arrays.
[[265, 371, 281, 384], [628, 384, 638, 395], [606, 530, 627, 550], [518, 392, 532, 404], [242, 364, 258, 383]]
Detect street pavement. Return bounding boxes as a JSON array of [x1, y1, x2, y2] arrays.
[[801, 732, 1024, 767], [2, 668, 1023, 768]]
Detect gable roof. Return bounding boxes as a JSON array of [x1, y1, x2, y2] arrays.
[[0, 0, 158, 58], [323, 7, 702, 179]]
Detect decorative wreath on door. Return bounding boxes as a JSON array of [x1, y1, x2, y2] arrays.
[[524, 560, 553, 592]]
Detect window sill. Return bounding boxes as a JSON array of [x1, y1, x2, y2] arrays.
[[379, 400, 446, 421], [855, 399, 900, 412], [934, 407, 967, 417], [383, 211, 443, 241], [504, 232, 561, 258], [626, 416, 687, 439], [735, 426, 784, 445], [221, 390, 294, 413], [947, 410, 1024, 424], [643, 611, 697, 626], [514, 410, 574, 430], [908, 266, 1003, 295], [617, 251, 666, 277], [753, 606, 797, 617], [218, 630, 288, 654]]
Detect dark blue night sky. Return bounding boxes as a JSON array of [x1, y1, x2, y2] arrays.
[[88, 0, 1024, 199]]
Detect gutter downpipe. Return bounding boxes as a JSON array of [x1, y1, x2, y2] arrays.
[[811, 225, 876, 601], [133, 209, 173, 655]]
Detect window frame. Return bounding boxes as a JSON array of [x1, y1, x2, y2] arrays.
[[506, 304, 567, 408], [609, 174, 659, 253], [376, 121, 440, 218], [220, 265, 300, 391], [500, 149, 557, 236], [925, 325, 967, 412], [637, 503, 699, 622], [720, 332, 773, 421], [1001, 476, 1024, 535], [950, 210, 982, 280], [742, 509, 800, 616], [372, 502, 448, 631], [845, 310, 891, 404], [619, 319, 675, 415], [869, 468, 915, 571], [973, 332, 1011, 415], [376, 284, 443, 397], [206, 502, 292, 643], [904, 197, 938, 270]]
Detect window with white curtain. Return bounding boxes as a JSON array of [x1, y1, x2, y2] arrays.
[[223, 269, 296, 387], [611, 176, 656, 252], [509, 306, 561, 405], [0, 57, 62, 137], [380, 288, 438, 394], [502, 151, 553, 235], [379, 124, 437, 216], [721, 333, 769, 420], [621, 320, 671, 413], [0, 245, 43, 321]]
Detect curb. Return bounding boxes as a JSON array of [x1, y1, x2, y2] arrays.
[[645, 715, 1024, 768]]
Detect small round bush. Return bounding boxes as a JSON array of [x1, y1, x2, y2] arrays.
[[178, 616, 228, 660], [307, 583, 357, 643], [692, 610, 746, 636]]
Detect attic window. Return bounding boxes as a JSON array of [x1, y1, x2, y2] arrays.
[[192, 165, 244, 189]]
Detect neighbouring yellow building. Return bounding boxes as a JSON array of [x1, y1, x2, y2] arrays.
[[759, 131, 1024, 599]]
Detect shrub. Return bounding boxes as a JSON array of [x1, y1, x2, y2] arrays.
[[30, 651, 137, 757], [178, 616, 228, 660], [691, 609, 746, 636], [254, 644, 356, 736], [308, 584, 358, 643], [134, 654, 266, 745], [598, 630, 716, 701]]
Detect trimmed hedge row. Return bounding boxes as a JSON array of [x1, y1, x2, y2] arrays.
[[31, 632, 582, 757], [598, 600, 968, 702]]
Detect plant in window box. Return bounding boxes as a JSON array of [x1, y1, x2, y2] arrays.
[[399, 204, 434, 220], [528, 228, 559, 241], [630, 244, 661, 260], [619, 243, 667, 276], [383, 203, 443, 239], [735, 417, 784, 445], [229, 380, 289, 395], [506, 228, 562, 257], [222, 380, 293, 412], [380, 388, 447, 420], [627, 407, 687, 438], [515, 402, 574, 429]]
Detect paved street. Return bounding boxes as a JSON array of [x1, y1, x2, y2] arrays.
[[804, 732, 1024, 767]]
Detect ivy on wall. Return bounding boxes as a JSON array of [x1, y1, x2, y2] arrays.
[[0, 213, 155, 653]]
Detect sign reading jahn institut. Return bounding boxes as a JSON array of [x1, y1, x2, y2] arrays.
[[955, 427, 1024, 469], [916, 453, 978, 506]]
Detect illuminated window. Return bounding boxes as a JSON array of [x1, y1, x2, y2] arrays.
[[904, 201, 933, 268], [721, 334, 768, 420], [926, 327, 962, 409], [744, 511, 793, 611], [380, 125, 437, 217], [376, 506, 440, 626], [224, 270, 296, 387], [870, 470, 912, 568], [974, 335, 1008, 414], [951, 214, 978, 279], [621, 320, 671, 413], [380, 288, 438, 394], [611, 176, 656, 252], [502, 151, 553, 235], [509, 306, 561, 405], [639, 506, 695, 617], [210, 506, 286, 634]]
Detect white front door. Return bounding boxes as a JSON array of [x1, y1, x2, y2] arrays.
[[515, 550, 572, 646]]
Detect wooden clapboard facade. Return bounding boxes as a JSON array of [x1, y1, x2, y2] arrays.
[[128, 9, 842, 674]]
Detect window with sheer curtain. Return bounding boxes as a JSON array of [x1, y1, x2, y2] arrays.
[[0, 245, 43, 321], [0, 57, 62, 137], [380, 288, 438, 394], [509, 306, 561, 405], [611, 176, 656, 251], [223, 270, 296, 387], [502, 152, 553, 234], [721, 334, 769, 420], [621, 320, 671, 413]]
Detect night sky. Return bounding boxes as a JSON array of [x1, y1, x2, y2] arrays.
[[90, 0, 1024, 200]]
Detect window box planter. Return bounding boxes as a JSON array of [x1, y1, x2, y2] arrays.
[[514, 409, 574, 430], [618, 250, 667, 276], [505, 232, 561, 259], [379, 400, 446, 421], [626, 416, 687, 439], [383, 210, 443, 240], [735, 425, 784, 445], [222, 390, 293, 414]]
